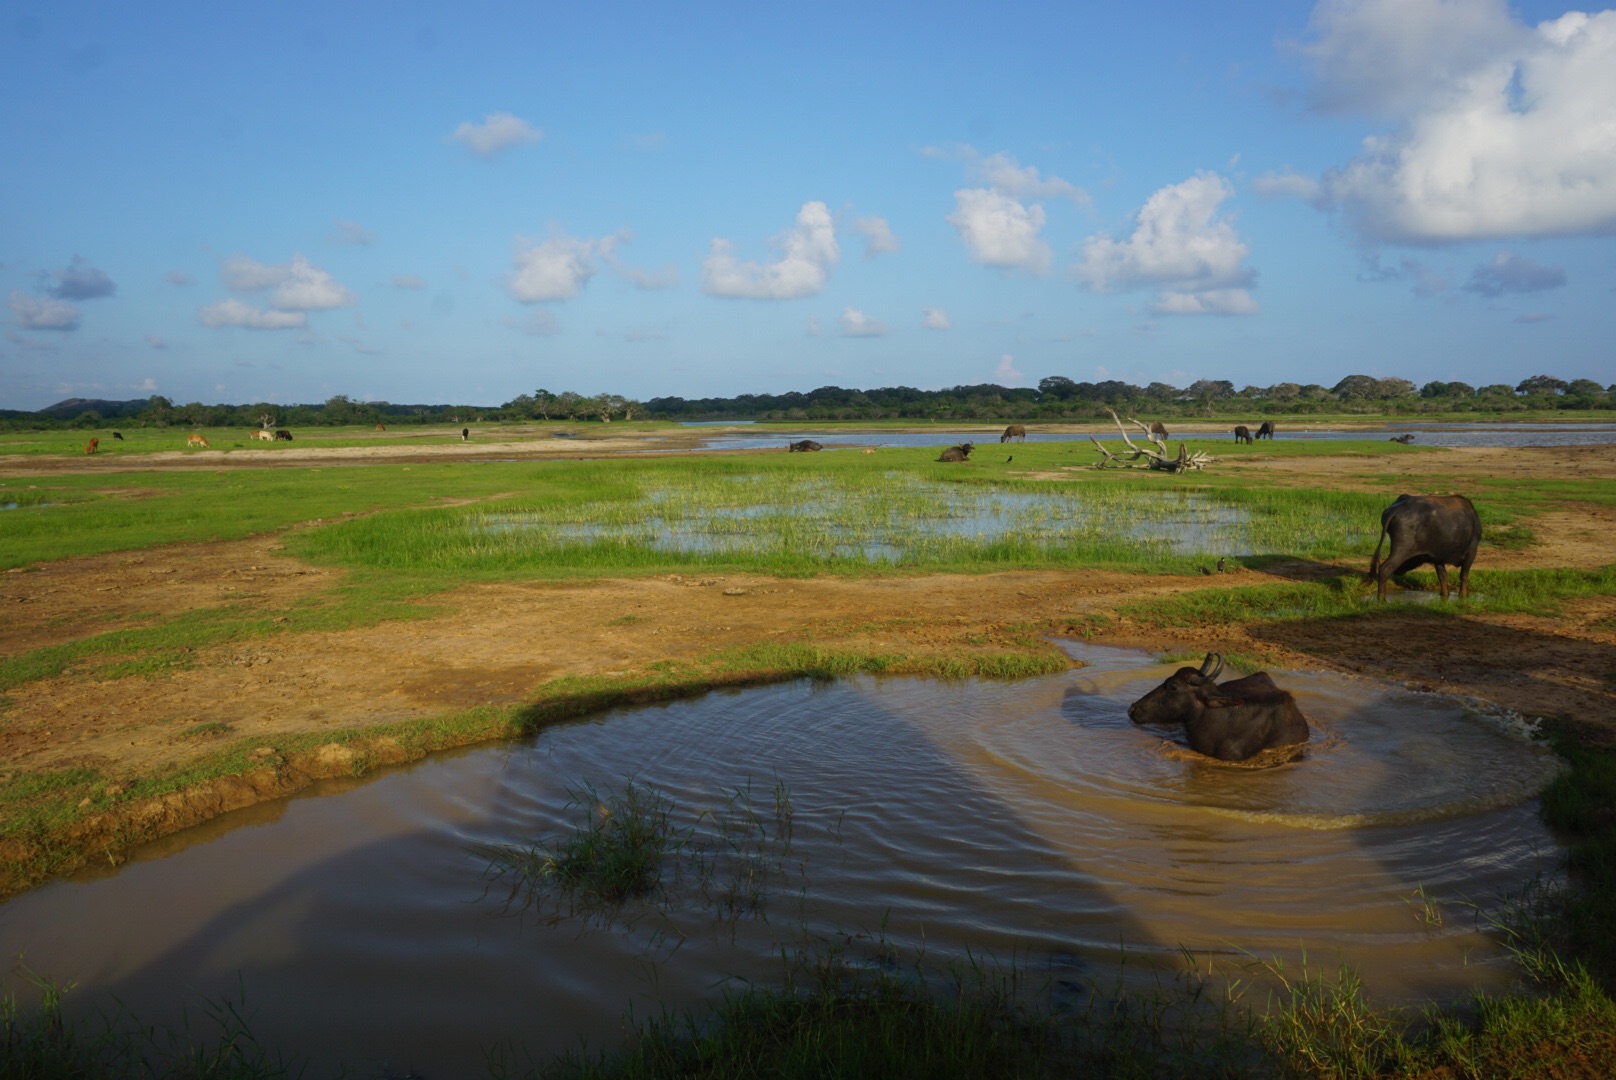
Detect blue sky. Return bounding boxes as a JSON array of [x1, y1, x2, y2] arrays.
[[2, 0, 1612, 410]]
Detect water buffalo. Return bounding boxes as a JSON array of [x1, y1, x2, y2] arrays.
[[1150, 421, 1169, 440], [1233, 425, 1253, 444], [1256, 421, 1274, 440], [1367, 493, 1481, 601], [1388, 433, 1415, 444], [937, 442, 975, 462], [1128, 653, 1310, 762], [788, 439, 823, 452], [1000, 424, 1026, 443], [111, 431, 124, 441], [461, 427, 470, 441], [274, 429, 293, 441]]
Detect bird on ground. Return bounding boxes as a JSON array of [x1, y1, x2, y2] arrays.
[[1005, 455, 1013, 463], [1217, 558, 1227, 573]]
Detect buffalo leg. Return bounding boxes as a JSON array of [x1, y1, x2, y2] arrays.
[[1459, 554, 1474, 599], [1435, 563, 1450, 600]]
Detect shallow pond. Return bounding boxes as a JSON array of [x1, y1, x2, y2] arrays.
[[689, 422, 1616, 451], [0, 644, 1563, 1073]]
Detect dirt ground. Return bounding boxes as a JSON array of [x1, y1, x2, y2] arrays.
[[3, 441, 1615, 868]]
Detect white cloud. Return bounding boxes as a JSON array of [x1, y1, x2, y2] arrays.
[[8, 291, 80, 330], [1252, 170, 1323, 200], [508, 233, 596, 302], [947, 188, 1051, 271], [972, 152, 1088, 205], [392, 274, 427, 290], [702, 201, 840, 299], [330, 219, 375, 246], [197, 299, 307, 329], [1075, 172, 1257, 315], [448, 112, 544, 159], [839, 307, 887, 337], [47, 256, 116, 299], [1287, 4, 1616, 241], [1463, 251, 1567, 296], [599, 231, 679, 289], [138, 377, 157, 392], [221, 254, 355, 311], [851, 216, 899, 256], [922, 306, 952, 330], [993, 353, 1025, 384]]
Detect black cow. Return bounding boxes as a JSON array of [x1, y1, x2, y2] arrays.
[[1128, 653, 1310, 762], [274, 429, 293, 441], [1256, 421, 1274, 440], [1367, 493, 1481, 601], [1000, 424, 1026, 443], [787, 439, 823, 452], [1233, 425, 1253, 444], [111, 431, 124, 441], [937, 442, 975, 462]]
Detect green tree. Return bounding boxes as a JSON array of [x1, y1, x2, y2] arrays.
[[1516, 374, 1568, 395]]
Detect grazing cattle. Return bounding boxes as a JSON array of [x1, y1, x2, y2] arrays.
[[461, 427, 469, 441], [1256, 421, 1275, 440], [1000, 424, 1027, 443], [1233, 425, 1253, 444], [1368, 493, 1481, 602], [251, 430, 274, 442], [84, 437, 99, 455], [861, 447, 876, 454], [111, 431, 124, 441], [1128, 653, 1311, 762], [186, 433, 210, 448], [274, 429, 293, 441], [1150, 421, 1169, 441], [787, 440, 823, 452], [1388, 433, 1415, 444], [937, 442, 975, 462], [375, 423, 386, 431]]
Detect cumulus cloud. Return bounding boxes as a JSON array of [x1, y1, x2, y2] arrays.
[[972, 152, 1088, 205], [197, 299, 307, 329], [851, 216, 899, 257], [947, 189, 1050, 272], [165, 270, 194, 286], [1462, 251, 1567, 296], [922, 306, 952, 330], [8, 291, 80, 330], [330, 219, 375, 246], [1075, 172, 1257, 315], [839, 307, 886, 337], [508, 233, 596, 302], [449, 112, 543, 158], [1276, 3, 1616, 241], [599, 231, 679, 289], [221, 254, 356, 311], [702, 201, 840, 299], [47, 256, 116, 300], [993, 353, 1025, 384]]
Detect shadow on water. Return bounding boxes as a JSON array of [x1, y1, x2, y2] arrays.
[[0, 642, 1568, 1073]]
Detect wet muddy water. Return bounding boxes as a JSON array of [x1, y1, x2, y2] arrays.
[[0, 644, 1564, 1073]]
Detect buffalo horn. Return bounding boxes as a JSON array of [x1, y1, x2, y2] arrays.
[[1198, 652, 1224, 680]]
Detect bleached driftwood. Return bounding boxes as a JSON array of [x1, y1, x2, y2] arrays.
[[1091, 409, 1216, 472]]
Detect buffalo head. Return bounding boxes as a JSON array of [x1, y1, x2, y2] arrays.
[[1128, 652, 1223, 727]]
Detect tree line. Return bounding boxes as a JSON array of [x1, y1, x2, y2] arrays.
[[2, 375, 1610, 431]]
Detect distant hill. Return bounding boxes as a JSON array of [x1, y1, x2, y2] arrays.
[[35, 397, 151, 419]]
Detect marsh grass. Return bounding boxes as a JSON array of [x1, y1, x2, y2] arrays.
[[481, 776, 802, 932]]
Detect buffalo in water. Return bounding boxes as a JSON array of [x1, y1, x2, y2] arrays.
[[937, 442, 975, 462], [1256, 421, 1274, 440], [788, 439, 823, 453], [1368, 493, 1481, 601], [1388, 433, 1415, 444], [1233, 425, 1254, 444], [1000, 424, 1027, 443], [1128, 653, 1310, 762]]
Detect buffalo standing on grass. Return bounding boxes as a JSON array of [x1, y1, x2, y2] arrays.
[[1000, 424, 1027, 443], [274, 429, 293, 441], [1128, 653, 1310, 762], [1367, 494, 1481, 602], [1233, 425, 1254, 444], [1256, 421, 1274, 440]]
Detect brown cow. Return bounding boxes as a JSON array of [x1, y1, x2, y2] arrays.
[[1000, 424, 1026, 443], [186, 433, 210, 448], [375, 423, 386, 431], [251, 430, 275, 442], [84, 437, 99, 455], [1150, 421, 1169, 440]]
